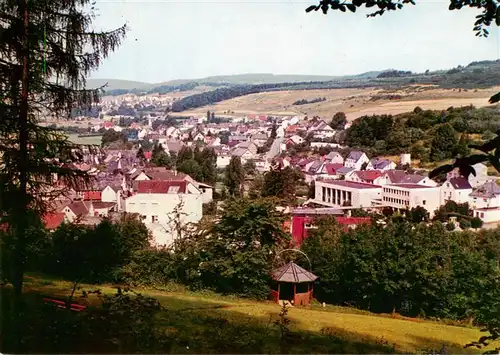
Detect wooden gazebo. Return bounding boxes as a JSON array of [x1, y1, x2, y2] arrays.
[[270, 261, 318, 306]]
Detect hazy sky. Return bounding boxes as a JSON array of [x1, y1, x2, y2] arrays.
[[90, 0, 500, 83]]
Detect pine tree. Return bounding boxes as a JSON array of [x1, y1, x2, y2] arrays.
[[0, 0, 126, 327]]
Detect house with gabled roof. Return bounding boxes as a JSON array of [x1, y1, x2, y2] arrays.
[[344, 151, 369, 170], [125, 180, 203, 247], [324, 151, 344, 164], [383, 170, 437, 187], [470, 181, 500, 210], [440, 177, 472, 205], [304, 159, 325, 183], [347, 170, 386, 185], [366, 158, 396, 171]]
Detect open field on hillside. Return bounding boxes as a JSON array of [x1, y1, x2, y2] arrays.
[[66, 133, 102, 145], [181, 85, 500, 121], [12, 273, 499, 354]]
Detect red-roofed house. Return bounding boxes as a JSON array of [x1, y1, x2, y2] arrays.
[[144, 151, 152, 161], [125, 179, 203, 247], [317, 163, 344, 179], [347, 170, 386, 185], [43, 213, 67, 231]]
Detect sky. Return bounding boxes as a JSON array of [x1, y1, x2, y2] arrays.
[[90, 0, 500, 83]]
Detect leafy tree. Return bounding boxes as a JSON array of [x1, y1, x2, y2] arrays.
[[177, 159, 202, 182], [176, 146, 194, 167], [151, 146, 175, 169], [101, 129, 126, 147], [454, 133, 471, 157], [330, 112, 347, 130], [261, 164, 304, 203], [194, 147, 217, 185], [224, 157, 245, 198], [459, 218, 471, 229], [243, 159, 256, 176], [173, 198, 288, 299], [434, 201, 471, 222], [471, 217, 484, 229], [406, 206, 429, 223], [430, 124, 458, 161], [305, 0, 497, 39], [248, 174, 264, 199]]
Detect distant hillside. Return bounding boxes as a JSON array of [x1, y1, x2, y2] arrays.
[[92, 72, 384, 95], [86, 79, 152, 91], [92, 59, 500, 99]]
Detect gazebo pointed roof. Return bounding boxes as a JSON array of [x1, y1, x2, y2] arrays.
[[271, 261, 318, 283]]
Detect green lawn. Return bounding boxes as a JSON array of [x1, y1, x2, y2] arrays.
[[14, 274, 499, 354]]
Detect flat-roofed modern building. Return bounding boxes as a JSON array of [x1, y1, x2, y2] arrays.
[[314, 179, 382, 208]]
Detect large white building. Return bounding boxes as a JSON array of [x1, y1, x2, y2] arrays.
[[314, 180, 382, 208], [382, 184, 441, 217], [125, 180, 203, 247]]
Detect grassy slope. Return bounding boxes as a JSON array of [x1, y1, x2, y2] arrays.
[[21, 274, 500, 354]]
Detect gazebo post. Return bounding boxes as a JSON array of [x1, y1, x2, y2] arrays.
[[293, 284, 297, 303], [277, 283, 280, 301]]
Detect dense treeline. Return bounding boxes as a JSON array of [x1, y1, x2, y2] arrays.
[[376, 70, 413, 78], [292, 97, 326, 105], [171, 81, 333, 112], [302, 217, 500, 321], [103, 82, 224, 97], [344, 105, 500, 162]]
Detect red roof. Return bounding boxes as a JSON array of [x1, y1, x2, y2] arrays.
[[286, 125, 298, 133], [43, 213, 66, 230], [136, 180, 187, 194], [144, 151, 152, 160], [324, 163, 344, 175], [83, 191, 102, 201], [104, 122, 114, 128], [354, 170, 383, 182], [83, 191, 101, 201], [319, 180, 382, 189]]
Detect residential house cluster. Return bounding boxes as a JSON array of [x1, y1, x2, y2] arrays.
[[47, 149, 213, 247]]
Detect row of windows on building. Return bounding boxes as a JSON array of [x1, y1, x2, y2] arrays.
[[383, 188, 410, 196], [383, 196, 409, 206]]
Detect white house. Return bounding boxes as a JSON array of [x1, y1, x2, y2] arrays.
[[309, 120, 336, 139], [314, 179, 382, 208], [347, 170, 387, 185], [325, 151, 344, 165], [469, 181, 500, 210], [473, 207, 500, 225], [382, 184, 441, 217], [344, 151, 370, 170], [440, 177, 472, 205], [125, 180, 203, 247], [366, 158, 397, 171]]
